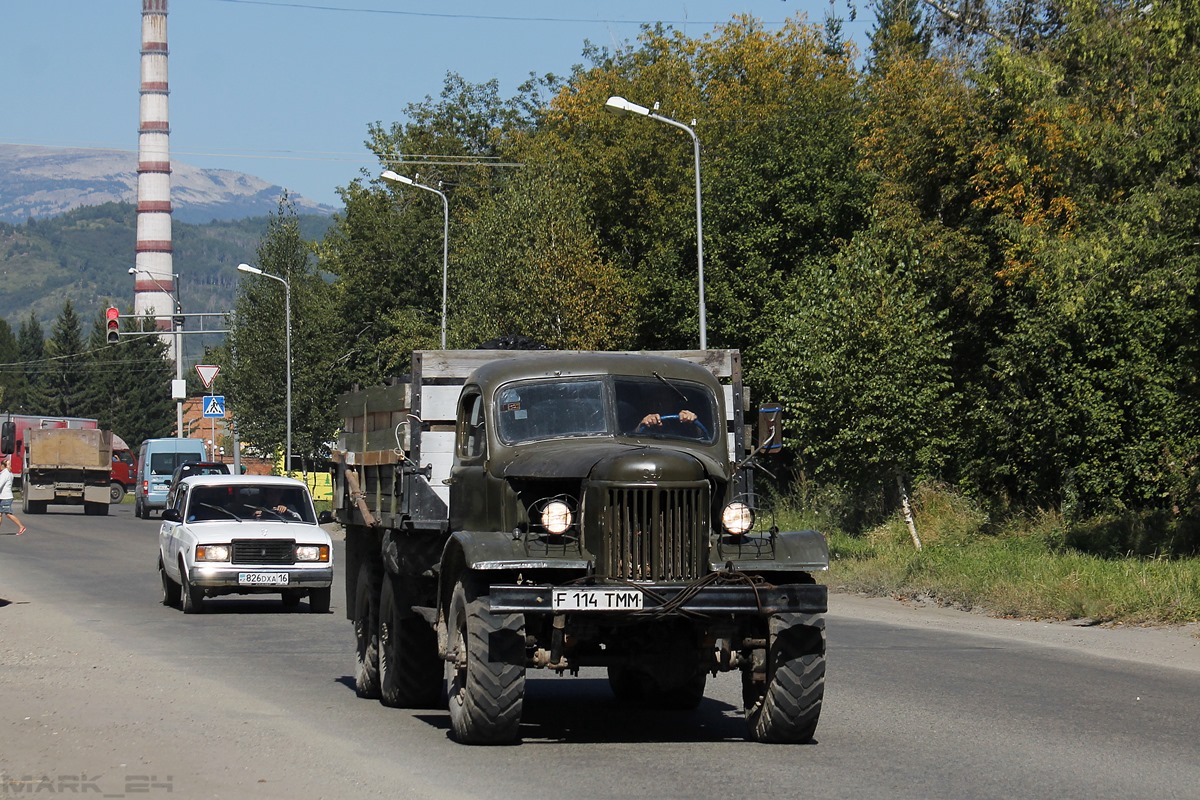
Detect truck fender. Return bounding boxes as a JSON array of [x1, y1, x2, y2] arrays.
[[723, 529, 830, 572], [771, 529, 830, 570]]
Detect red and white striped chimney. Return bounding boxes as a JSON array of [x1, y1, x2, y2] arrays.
[[133, 0, 176, 358]]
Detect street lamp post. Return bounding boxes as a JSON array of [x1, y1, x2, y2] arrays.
[[129, 267, 185, 436], [237, 263, 292, 474], [380, 170, 450, 349], [604, 95, 708, 350]]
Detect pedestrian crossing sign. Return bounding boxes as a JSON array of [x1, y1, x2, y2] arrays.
[[203, 395, 226, 418]]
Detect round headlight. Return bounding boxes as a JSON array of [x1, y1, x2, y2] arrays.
[[721, 502, 754, 535], [540, 500, 573, 534]]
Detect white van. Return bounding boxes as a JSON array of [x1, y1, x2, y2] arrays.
[[135, 437, 208, 519]]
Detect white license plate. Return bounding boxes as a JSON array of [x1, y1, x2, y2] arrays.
[[238, 572, 289, 586], [551, 588, 643, 611]]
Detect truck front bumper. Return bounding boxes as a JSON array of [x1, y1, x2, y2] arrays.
[[488, 581, 827, 616]]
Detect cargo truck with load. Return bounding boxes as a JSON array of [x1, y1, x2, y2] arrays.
[[333, 349, 829, 744], [19, 427, 114, 516]]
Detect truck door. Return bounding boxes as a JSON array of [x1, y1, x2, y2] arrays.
[[449, 389, 492, 531]]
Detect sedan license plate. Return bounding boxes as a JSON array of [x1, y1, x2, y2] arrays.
[[238, 572, 289, 586], [551, 587, 643, 611]]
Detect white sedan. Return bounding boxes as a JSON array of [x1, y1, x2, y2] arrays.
[[157, 475, 334, 614]]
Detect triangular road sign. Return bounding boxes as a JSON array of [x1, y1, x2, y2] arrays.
[[196, 364, 220, 388]]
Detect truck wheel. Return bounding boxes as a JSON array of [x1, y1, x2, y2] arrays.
[[110, 482, 125, 503], [378, 575, 442, 708], [84, 501, 109, 516], [309, 587, 332, 614], [179, 560, 205, 614], [445, 577, 526, 744], [159, 557, 181, 607], [744, 614, 825, 743], [353, 564, 381, 699]]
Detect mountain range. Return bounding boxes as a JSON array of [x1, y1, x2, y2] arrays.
[[0, 144, 338, 224]]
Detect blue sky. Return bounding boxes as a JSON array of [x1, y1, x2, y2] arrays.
[[2, 0, 872, 209]]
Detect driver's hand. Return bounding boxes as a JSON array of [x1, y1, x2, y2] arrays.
[[679, 410, 697, 423], [640, 413, 662, 427]]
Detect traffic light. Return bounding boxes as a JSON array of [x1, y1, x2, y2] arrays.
[[106, 307, 120, 344]]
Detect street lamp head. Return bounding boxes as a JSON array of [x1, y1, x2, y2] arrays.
[[381, 170, 415, 186], [605, 95, 651, 117], [237, 263, 263, 275]]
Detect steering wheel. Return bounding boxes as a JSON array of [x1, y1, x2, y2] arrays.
[[636, 413, 711, 439]]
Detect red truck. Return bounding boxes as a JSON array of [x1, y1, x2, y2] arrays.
[[1, 414, 136, 503]]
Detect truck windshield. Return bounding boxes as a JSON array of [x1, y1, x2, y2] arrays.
[[496, 380, 608, 444], [494, 376, 720, 445], [613, 376, 719, 444]]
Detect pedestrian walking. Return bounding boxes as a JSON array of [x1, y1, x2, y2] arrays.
[[0, 455, 26, 535]]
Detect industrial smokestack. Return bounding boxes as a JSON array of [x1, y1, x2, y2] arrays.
[[133, 0, 176, 360]]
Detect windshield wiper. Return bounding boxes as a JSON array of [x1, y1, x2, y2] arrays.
[[652, 371, 689, 405], [193, 502, 242, 522]]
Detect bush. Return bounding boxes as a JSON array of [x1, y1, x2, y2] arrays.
[[1065, 510, 1200, 559]]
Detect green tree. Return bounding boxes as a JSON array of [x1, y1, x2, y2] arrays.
[[10, 312, 46, 412], [0, 318, 19, 409], [758, 226, 956, 527], [39, 301, 89, 417], [83, 311, 175, 446], [227, 200, 342, 471]]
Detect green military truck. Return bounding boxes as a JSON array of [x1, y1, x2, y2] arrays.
[[333, 349, 828, 744]]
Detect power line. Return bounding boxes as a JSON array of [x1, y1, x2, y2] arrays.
[[205, 0, 772, 26]]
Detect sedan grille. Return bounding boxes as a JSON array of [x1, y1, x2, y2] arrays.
[[598, 487, 709, 581], [231, 539, 295, 565]]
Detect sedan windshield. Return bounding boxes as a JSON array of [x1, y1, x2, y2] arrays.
[[185, 484, 315, 524]]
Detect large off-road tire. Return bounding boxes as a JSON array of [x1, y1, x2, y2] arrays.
[[110, 482, 125, 504], [179, 560, 204, 614], [378, 575, 442, 708], [445, 576, 526, 744], [159, 557, 181, 607], [308, 586, 332, 614], [744, 614, 825, 743], [353, 563, 381, 699]]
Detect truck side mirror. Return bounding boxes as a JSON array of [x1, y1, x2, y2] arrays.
[[757, 406, 783, 455], [1, 421, 14, 455]]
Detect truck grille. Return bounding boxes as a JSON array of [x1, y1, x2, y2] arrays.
[[598, 487, 709, 581], [231, 540, 295, 565]]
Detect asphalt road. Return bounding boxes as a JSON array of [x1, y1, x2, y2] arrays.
[[2, 504, 1198, 800]]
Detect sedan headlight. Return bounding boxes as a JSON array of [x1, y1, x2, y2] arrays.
[[721, 502, 755, 535], [295, 544, 330, 563], [540, 500, 573, 535], [195, 544, 230, 562]]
